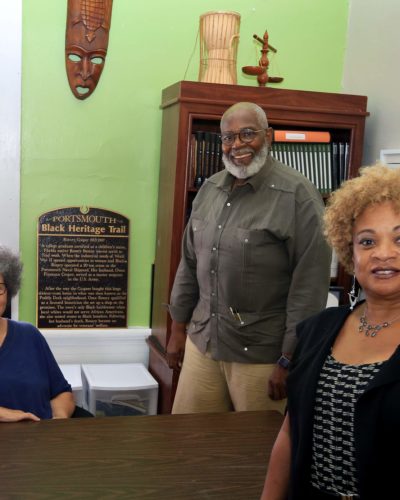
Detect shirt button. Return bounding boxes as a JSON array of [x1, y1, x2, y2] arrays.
[[211, 292, 215, 296], [193, 226, 197, 231], [211, 270, 215, 274], [218, 225, 222, 229], [226, 202, 231, 207], [212, 247, 217, 251], [211, 313, 216, 317], [244, 238, 248, 243], [244, 347, 248, 351]]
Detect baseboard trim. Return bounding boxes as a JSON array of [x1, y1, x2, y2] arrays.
[[41, 327, 151, 366]]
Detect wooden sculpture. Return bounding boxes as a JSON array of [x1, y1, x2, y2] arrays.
[[199, 11, 241, 85], [65, 0, 113, 100], [242, 30, 283, 87]]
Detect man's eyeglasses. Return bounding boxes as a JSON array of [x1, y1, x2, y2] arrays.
[[0, 283, 7, 296], [220, 128, 265, 146]]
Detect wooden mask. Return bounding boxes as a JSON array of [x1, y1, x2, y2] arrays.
[[65, 0, 113, 100]]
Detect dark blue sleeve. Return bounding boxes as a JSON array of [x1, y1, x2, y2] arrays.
[[35, 328, 72, 399], [0, 320, 71, 419]]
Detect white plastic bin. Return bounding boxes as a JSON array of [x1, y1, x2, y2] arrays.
[[59, 364, 84, 407], [81, 363, 158, 417]]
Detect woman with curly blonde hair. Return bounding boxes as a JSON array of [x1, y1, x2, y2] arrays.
[[325, 164, 400, 275], [261, 164, 400, 499]]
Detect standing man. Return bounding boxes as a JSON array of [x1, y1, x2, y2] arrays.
[[166, 102, 331, 414]]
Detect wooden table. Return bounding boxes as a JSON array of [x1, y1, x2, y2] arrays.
[[0, 410, 282, 499]]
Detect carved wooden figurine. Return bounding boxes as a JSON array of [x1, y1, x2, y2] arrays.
[[65, 0, 113, 100], [242, 30, 283, 87]]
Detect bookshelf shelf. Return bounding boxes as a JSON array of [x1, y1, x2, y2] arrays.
[[148, 80, 369, 413]]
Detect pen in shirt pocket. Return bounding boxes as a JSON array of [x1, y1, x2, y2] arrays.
[[229, 306, 244, 325]]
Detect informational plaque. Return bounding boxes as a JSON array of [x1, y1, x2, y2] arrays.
[[37, 207, 129, 329]]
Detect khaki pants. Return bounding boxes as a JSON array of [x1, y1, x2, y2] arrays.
[[172, 336, 286, 414]]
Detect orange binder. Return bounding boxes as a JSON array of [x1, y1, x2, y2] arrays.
[[274, 130, 331, 143]]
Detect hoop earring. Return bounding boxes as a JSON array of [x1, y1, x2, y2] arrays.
[[348, 274, 359, 311]]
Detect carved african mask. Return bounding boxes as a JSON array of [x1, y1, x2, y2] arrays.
[[65, 0, 113, 100]]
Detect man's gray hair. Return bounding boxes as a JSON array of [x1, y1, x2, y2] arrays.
[[0, 246, 23, 298], [221, 102, 269, 129]]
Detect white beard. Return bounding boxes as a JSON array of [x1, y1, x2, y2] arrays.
[[222, 143, 269, 179]]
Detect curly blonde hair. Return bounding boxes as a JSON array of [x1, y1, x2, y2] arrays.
[[324, 164, 400, 274]]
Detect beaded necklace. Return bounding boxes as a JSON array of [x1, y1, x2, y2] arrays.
[[358, 307, 400, 337]]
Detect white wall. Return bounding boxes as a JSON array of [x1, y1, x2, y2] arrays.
[[0, 1, 22, 318], [342, 0, 400, 165], [0, 1, 21, 252]]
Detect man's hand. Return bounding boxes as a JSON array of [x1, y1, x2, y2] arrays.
[[267, 364, 289, 401], [166, 321, 187, 371], [0, 407, 40, 423]]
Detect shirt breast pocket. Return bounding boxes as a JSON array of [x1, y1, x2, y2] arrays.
[[236, 228, 283, 268], [192, 218, 208, 250]]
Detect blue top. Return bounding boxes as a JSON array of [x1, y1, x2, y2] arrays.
[[0, 320, 71, 419]]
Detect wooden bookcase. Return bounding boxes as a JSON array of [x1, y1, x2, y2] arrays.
[[148, 80, 369, 414]]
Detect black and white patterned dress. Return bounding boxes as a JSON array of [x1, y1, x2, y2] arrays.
[[310, 354, 383, 496]]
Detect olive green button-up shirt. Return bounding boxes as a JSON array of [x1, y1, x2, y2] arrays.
[[169, 156, 331, 363]]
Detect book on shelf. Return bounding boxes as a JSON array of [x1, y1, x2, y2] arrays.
[[326, 144, 333, 193], [274, 130, 331, 143], [213, 133, 222, 175], [191, 131, 223, 188], [305, 143, 315, 186], [271, 141, 333, 194], [189, 134, 197, 188], [331, 142, 339, 190], [344, 142, 350, 180], [338, 142, 345, 189], [208, 132, 216, 177], [194, 131, 204, 188], [203, 132, 211, 179], [334, 141, 350, 189]]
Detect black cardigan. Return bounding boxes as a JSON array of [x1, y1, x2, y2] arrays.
[[286, 305, 400, 499]]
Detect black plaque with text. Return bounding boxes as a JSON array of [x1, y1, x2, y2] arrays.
[[37, 207, 129, 328]]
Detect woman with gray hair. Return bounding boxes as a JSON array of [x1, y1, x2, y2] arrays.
[[261, 164, 400, 499], [0, 246, 75, 422]]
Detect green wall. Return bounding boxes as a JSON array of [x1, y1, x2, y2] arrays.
[[20, 0, 349, 326]]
